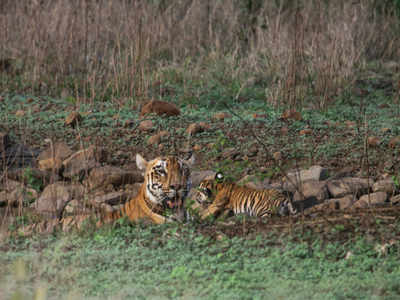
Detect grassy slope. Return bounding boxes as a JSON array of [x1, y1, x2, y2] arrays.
[[1, 65, 400, 300], [1, 221, 400, 300], [1, 76, 399, 179]]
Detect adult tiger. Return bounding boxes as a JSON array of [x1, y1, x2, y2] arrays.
[[194, 173, 297, 219], [101, 153, 194, 224], [18, 153, 194, 235]]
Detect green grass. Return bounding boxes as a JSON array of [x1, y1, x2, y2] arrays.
[[1, 223, 400, 300]]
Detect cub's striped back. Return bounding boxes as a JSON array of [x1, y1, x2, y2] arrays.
[[195, 173, 297, 219]]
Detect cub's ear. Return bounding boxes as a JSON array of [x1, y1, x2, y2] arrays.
[[215, 172, 224, 182], [136, 154, 148, 170], [184, 153, 195, 167]]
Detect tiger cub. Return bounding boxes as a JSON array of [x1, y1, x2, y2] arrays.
[[195, 173, 297, 219]]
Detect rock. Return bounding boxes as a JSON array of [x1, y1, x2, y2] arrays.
[[331, 195, 354, 209], [253, 113, 268, 119], [383, 61, 400, 71], [353, 192, 388, 208], [88, 166, 143, 190], [0, 132, 10, 151], [62, 146, 105, 178], [0, 58, 13, 72], [15, 110, 25, 117], [221, 147, 240, 160], [61, 88, 71, 99], [0, 191, 9, 205], [33, 182, 85, 217], [111, 204, 125, 212], [367, 136, 380, 147], [38, 157, 63, 172], [0, 190, 6, 204], [390, 194, 400, 205], [158, 130, 169, 138], [191, 170, 216, 186], [7, 167, 60, 186], [101, 203, 115, 213], [273, 151, 282, 160], [238, 175, 270, 190], [389, 136, 400, 148], [186, 123, 203, 135], [293, 180, 329, 210], [125, 182, 142, 198], [280, 127, 289, 135], [65, 111, 82, 128], [198, 122, 211, 130], [212, 112, 231, 121], [302, 195, 354, 215], [147, 134, 161, 146], [64, 199, 90, 214], [302, 201, 336, 214], [281, 109, 302, 121], [287, 165, 329, 185], [299, 129, 312, 135], [193, 144, 202, 151], [293, 180, 329, 202], [0, 184, 38, 206], [0, 179, 37, 206], [345, 121, 356, 129], [372, 179, 397, 195], [2, 179, 25, 191], [270, 180, 295, 192], [140, 100, 180, 117], [138, 120, 154, 131], [246, 144, 258, 157], [18, 219, 61, 236], [0, 143, 38, 169], [89, 191, 129, 207], [327, 177, 371, 198], [147, 131, 169, 146], [38, 141, 73, 161], [328, 167, 356, 180]]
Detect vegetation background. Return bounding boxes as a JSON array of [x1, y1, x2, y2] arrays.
[[1, 0, 399, 107]]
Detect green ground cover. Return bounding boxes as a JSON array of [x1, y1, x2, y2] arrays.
[[1, 221, 400, 300]]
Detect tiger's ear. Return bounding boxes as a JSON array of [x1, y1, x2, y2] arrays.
[[184, 154, 195, 167], [215, 172, 224, 183], [136, 154, 148, 170]]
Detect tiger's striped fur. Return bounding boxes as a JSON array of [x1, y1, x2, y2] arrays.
[[195, 174, 297, 219]]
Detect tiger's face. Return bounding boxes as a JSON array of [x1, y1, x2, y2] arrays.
[[137, 154, 194, 209], [195, 172, 224, 206], [195, 180, 216, 206]]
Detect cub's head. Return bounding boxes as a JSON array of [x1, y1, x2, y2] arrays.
[[195, 172, 224, 206], [136, 154, 194, 209]]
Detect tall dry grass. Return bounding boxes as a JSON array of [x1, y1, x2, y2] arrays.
[[0, 0, 399, 107]]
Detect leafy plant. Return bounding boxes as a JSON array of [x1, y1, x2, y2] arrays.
[[22, 168, 43, 192]]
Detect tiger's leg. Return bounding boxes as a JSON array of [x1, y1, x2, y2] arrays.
[[201, 194, 230, 219], [201, 204, 222, 219], [149, 212, 168, 224]]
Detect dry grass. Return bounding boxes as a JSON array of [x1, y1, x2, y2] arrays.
[[1, 0, 399, 106]]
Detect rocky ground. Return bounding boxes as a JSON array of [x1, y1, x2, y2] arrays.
[[1, 96, 400, 239]]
